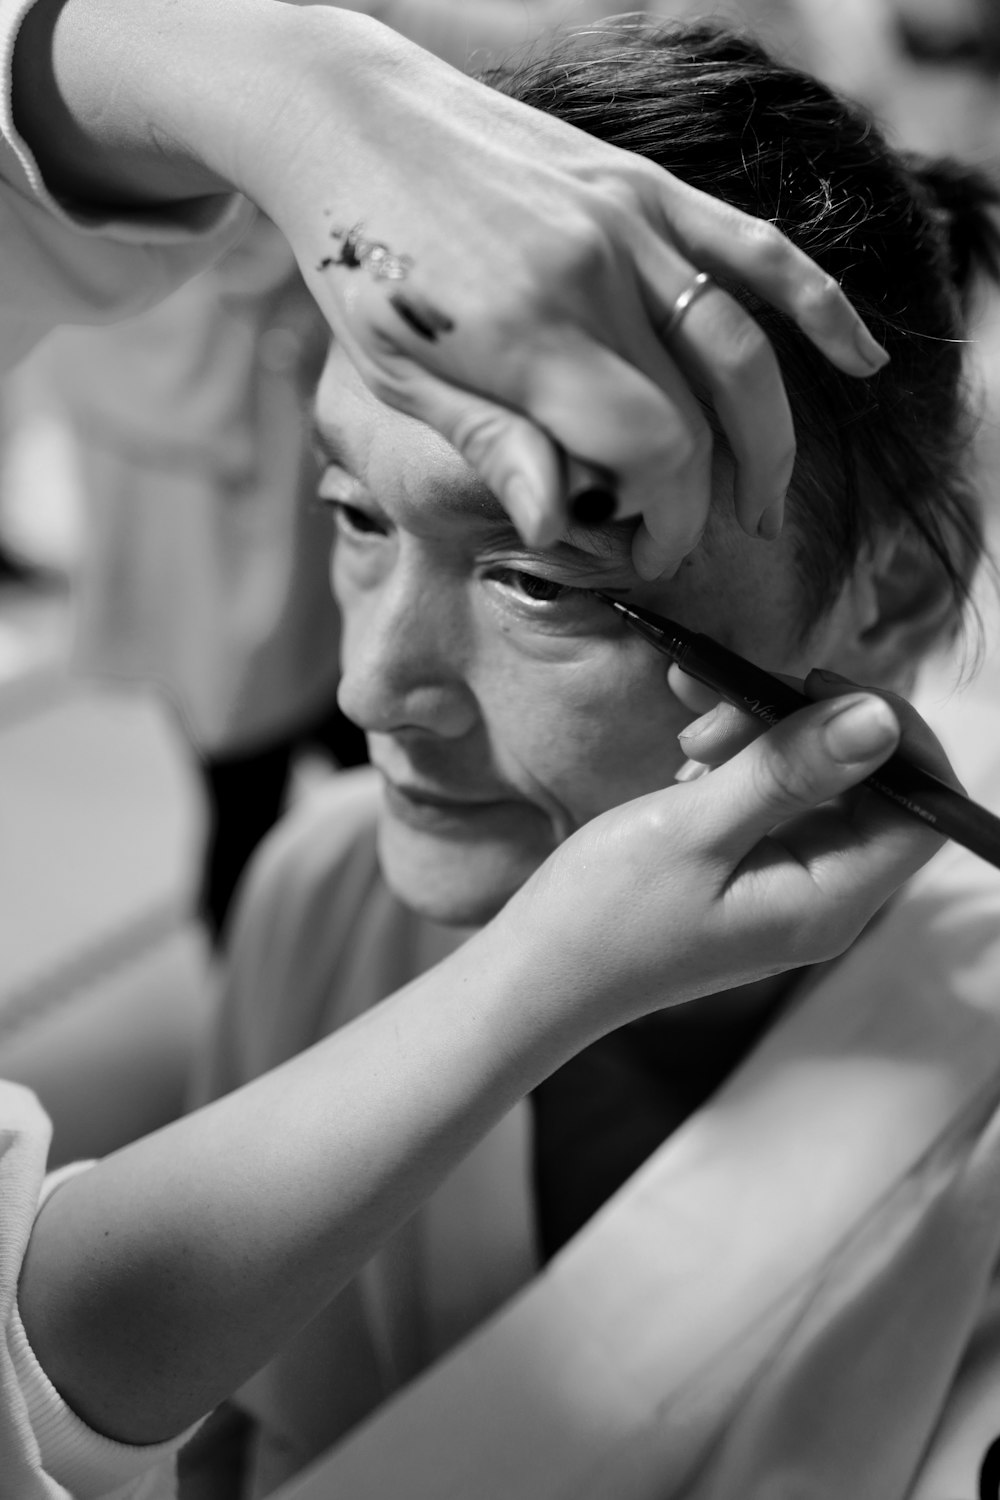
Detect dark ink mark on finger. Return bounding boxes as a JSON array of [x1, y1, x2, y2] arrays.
[[571, 488, 618, 525], [389, 293, 455, 341], [410, 299, 453, 335], [390, 293, 440, 341]]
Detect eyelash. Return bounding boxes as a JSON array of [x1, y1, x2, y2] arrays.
[[485, 566, 573, 605], [326, 498, 594, 612], [324, 499, 386, 536]]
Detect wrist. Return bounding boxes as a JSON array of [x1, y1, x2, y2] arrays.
[[228, 8, 427, 234], [467, 889, 610, 1074]]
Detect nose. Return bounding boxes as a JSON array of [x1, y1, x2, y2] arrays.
[[337, 556, 479, 741]]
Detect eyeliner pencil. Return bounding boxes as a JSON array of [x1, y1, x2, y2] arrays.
[[597, 594, 1000, 873]]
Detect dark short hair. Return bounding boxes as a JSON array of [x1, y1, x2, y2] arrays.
[[485, 21, 1000, 638]]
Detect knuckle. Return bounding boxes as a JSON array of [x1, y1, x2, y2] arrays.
[[547, 210, 615, 283], [597, 171, 647, 217], [641, 798, 676, 844], [739, 217, 794, 276], [797, 271, 846, 324], [448, 405, 508, 471]]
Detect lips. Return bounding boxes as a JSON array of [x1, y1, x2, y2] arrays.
[[385, 782, 506, 809], [379, 774, 517, 834]]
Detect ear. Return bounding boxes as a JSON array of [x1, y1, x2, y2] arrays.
[[825, 528, 958, 690]]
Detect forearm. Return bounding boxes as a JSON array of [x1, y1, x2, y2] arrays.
[[328, 0, 557, 70], [18, 914, 587, 1447], [9, 0, 381, 210]]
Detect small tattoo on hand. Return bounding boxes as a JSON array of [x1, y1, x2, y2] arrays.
[[317, 218, 454, 342], [316, 221, 413, 282]]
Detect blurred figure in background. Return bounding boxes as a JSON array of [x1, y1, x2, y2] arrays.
[[23, 218, 366, 945]]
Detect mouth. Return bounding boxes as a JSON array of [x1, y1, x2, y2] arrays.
[[380, 777, 516, 833]]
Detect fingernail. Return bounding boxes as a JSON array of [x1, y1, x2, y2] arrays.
[[504, 474, 557, 547], [570, 487, 617, 526], [822, 694, 897, 764], [756, 502, 783, 541], [678, 704, 725, 743], [853, 322, 890, 372], [674, 757, 710, 783], [812, 667, 852, 684]]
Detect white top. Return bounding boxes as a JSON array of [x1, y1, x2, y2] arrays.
[[0, 0, 250, 1493], [0, 0, 251, 381], [202, 760, 1000, 1500]]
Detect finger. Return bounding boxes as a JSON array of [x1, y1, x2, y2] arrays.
[[357, 288, 713, 570], [672, 664, 805, 766], [803, 668, 963, 790], [678, 702, 759, 767], [648, 270, 796, 540], [363, 358, 569, 546], [517, 330, 714, 577], [667, 663, 720, 716], [694, 692, 902, 860], [652, 175, 890, 377]]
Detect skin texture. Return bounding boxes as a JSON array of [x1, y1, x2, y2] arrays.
[[318, 344, 886, 927]]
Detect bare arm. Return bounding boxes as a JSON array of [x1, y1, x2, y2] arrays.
[[18, 691, 941, 1447]]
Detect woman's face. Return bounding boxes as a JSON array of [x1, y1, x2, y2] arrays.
[[316, 347, 869, 925]]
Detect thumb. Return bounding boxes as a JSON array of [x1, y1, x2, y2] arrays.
[[699, 692, 901, 856]]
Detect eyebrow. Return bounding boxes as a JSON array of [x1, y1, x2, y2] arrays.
[[309, 408, 637, 569]]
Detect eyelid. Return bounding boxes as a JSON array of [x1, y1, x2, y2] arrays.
[[480, 547, 637, 595]]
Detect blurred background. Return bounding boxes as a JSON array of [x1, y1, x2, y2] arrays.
[[0, 0, 997, 1166]]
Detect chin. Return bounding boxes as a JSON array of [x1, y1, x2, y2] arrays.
[[376, 818, 535, 928]]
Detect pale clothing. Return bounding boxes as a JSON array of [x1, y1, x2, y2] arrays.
[[202, 745, 1000, 1500], [0, 0, 251, 378], [0, 0, 250, 1490], [23, 215, 341, 753]]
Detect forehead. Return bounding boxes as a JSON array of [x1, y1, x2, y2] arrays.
[[314, 344, 817, 655], [314, 343, 638, 567]]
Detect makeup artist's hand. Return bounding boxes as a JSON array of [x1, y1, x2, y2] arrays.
[[504, 685, 951, 1028], [670, 665, 961, 787], [12, 2, 885, 579], [249, 14, 888, 580]]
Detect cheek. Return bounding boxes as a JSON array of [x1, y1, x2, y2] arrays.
[[470, 631, 692, 827]]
